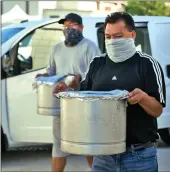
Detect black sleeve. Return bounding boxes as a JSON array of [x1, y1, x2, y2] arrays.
[[144, 59, 166, 107], [80, 59, 96, 91]]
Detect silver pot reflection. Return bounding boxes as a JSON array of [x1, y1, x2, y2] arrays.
[[37, 84, 60, 116]]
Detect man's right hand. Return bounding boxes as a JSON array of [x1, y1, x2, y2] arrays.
[[35, 73, 48, 78], [53, 74, 81, 94], [53, 82, 70, 94], [67, 74, 81, 89]]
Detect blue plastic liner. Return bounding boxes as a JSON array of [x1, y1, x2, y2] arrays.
[[35, 75, 66, 84]]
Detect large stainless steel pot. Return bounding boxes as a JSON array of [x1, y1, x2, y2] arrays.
[[35, 75, 75, 116], [57, 91, 127, 155]]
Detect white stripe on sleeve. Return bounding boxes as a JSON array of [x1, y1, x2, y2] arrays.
[[137, 51, 164, 103]]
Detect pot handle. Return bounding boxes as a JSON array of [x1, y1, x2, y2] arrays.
[[119, 95, 129, 100]]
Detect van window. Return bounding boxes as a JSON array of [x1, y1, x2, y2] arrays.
[[2, 27, 24, 44], [135, 27, 151, 55], [97, 24, 152, 55], [15, 23, 64, 74]]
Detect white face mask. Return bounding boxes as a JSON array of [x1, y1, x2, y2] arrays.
[[105, 38, 136, 63]]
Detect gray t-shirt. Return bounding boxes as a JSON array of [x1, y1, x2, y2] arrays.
[[47, 38, 101, 79]]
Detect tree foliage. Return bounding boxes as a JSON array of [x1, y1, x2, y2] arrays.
[[124, 1, 170, 16]]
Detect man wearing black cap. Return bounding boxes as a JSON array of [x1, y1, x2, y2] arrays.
[[58, 13, 84, 47], [36, 13, 100, 172]]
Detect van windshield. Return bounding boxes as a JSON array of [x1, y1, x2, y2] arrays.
[[97, 23, 152, 55], [1, 27, 25, 44]]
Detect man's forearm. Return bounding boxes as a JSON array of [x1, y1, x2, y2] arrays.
[[138, 94, 163, 117], [35, 73, 49, 78], [43, 73, 49, 76]]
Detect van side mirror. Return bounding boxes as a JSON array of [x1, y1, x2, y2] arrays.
[[167, 65, 170, 78]]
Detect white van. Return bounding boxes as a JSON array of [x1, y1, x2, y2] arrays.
[[1, 16, 170, 151]]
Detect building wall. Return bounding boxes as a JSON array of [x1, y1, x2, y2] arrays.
[[56, 1, 79, 10], [56, 1, 97, 11], [2, 1, 26, 14], [43, 1, 95, 18], [43, 9, 93, 18], [28, 1, 39, 15], [2, 0, 39, 15], [42, 1, 125, 18]]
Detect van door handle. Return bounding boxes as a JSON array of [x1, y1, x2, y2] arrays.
[[167, 65, 170, 78]]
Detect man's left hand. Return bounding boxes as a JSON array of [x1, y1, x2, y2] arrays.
[[127, 88, 147, 105]]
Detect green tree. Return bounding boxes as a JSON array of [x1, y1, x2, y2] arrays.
[[124, 0, 170, 16]]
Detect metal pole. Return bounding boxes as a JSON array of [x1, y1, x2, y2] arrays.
[[1, 1, 3, 14], [26, 0, 29, 14], [96, 0, 100, 10]]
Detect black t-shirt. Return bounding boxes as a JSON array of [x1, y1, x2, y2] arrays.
[[80, 51, 166, 145]]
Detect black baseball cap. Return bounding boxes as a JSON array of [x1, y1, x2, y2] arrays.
[[58, 13, 83, 25]]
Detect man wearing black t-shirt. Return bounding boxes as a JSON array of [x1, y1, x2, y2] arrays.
[[54, 12, 166, 172]]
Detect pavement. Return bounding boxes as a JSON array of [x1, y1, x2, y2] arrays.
[[1, 140, 170, 172]]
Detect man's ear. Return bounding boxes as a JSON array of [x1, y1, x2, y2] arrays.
[[132, 30, 136, 39], [80, 25, 84, 31]]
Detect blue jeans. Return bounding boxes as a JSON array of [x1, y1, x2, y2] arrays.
[[92, 146, 158, 172]]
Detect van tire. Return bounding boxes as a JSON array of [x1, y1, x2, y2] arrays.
[[159, 128, 170, 145], [1, 130, 7, 152]]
